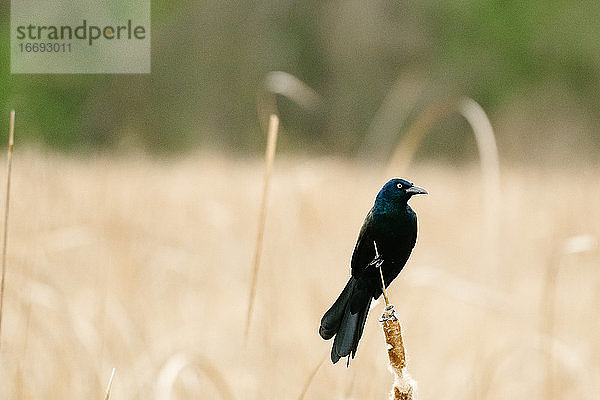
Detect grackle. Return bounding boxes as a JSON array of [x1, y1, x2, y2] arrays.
[[319, 178, 427, 364]]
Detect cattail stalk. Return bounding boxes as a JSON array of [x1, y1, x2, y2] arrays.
[[374, 241, 390, 306], [377, 240, 417, 399]]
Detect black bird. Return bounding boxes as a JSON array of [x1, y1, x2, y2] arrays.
[[319, 178, 427, 364]]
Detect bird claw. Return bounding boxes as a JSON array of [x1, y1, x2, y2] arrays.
[[379, 305, 397, 322], [368, 255, 384, 269]]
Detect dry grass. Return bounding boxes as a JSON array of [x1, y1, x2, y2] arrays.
[[0, 110, 15, 346], [0, 149, 598, 399], [104, 367, 116, 400], [246, 114, 279, 338]]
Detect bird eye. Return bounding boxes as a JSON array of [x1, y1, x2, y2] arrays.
[[396, 183, 403, 189]]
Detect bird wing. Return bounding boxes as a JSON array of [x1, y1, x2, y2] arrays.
[[350, 209, 376, 279]]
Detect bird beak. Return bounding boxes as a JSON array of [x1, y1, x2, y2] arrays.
[[406, 185, 428, 195]]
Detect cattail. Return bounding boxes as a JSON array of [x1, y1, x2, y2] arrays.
[[376, 242, 417, 399], [381, 305, 416, 400]]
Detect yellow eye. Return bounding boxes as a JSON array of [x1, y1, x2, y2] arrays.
[[396, 183, 403, 189]]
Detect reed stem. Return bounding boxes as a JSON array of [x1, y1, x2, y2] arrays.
[[0, 110, 15, 349]]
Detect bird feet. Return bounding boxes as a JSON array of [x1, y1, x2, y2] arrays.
[[368, 255, 384, 269], [379, 304, 397, 322]]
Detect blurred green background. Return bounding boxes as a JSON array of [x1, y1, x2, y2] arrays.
[[1, 1, 599, 163]]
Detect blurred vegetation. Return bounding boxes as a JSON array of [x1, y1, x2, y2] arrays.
[[1, 1, 599, 162]]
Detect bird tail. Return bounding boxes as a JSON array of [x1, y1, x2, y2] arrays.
[[319, 277, 371, 364]]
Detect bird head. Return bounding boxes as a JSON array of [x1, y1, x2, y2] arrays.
[[375, 178, 428, 207]]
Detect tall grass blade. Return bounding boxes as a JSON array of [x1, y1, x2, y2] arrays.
[[0, 110, 15, 349], [456, 98, 501, 275], [386, 99, 455, 175], [387, 98, 501, 278], [245, 114, 279, 339], [103, 368, 116, 400], [257, 71, 321, 132], [361, 73, 425, 161]]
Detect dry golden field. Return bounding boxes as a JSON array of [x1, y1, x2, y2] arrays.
[[0, 150, 598, 399]]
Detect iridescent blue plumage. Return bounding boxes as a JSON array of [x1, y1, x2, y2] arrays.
[[319, 178, 427, 364]]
